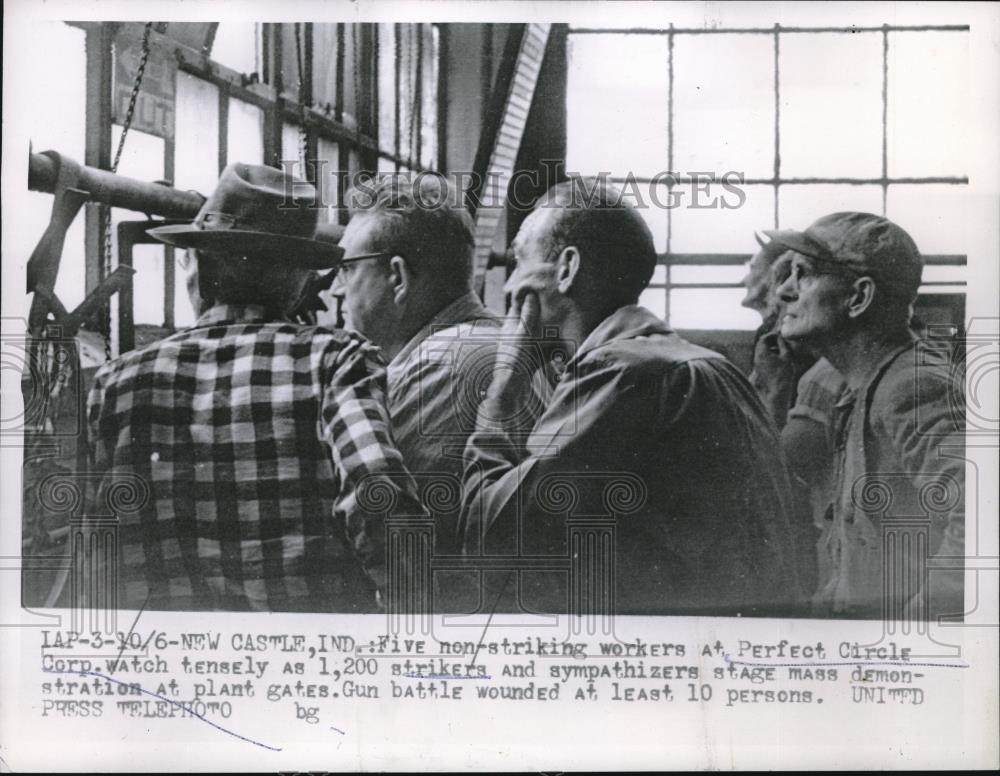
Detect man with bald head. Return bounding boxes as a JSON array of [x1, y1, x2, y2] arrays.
[[462, 179, 801, 616]]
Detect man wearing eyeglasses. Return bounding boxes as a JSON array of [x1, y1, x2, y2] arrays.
[[769, 212, 965, 620], [330, 176, 505, 602], [462, 179, 803, 616]]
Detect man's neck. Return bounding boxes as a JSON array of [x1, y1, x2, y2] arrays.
[[820, 326, 913, 392], [382, 288, 471, 362]]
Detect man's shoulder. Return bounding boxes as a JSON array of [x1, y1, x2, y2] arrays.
[[868, 340, 961, 428], [94, 322, 374, 384], [580, 329, 726, 381]]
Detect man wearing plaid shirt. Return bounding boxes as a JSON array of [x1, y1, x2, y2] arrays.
[[86, 163, 425, 612]]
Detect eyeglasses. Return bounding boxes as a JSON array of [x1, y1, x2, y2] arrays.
[[334, 252, 397, 274]]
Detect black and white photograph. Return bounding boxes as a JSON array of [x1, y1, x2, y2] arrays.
[[2, 0, 997, 771]]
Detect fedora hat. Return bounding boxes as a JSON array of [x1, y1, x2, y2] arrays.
[[148, 163, 344, 269]]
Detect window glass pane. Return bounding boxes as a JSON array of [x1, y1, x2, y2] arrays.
[[671, 183, 773, 253], [398, 24, 419, 163], [312, 23, 339, 108], [921, 265, 966, 284], [282, 122, 302, 171], [174, 266, 197, 329], [378, 24, 398, 156], [885, 184, 969, 256], [780, 32, 882, 178], [778, 184, 883, 231], [670, 266, 747, 285], [227, 97, 263, 164], [567, 34, 669, 177], [110, 127, 165, 329], [670, 288, 759, 329], [341, 24, 361, 130], [639, 287, 666, 320], [25, 23, 87, 311], [211, 23, 258, 75], [673, 33, 774, 179], [174, 72, 219, 195], [378, 155, 397, 174], [887, 32, 969, 178], [421, 25, 440, 169], [317, 138, 340, 219], [651, 265, 667, 285], [280, 24, 303, 101]]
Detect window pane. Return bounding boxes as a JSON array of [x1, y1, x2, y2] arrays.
[[211, 23, 258, 75], [887, 31, 969, 177], [670, 289, 759, 329], [227, 97, 263, 164], [567, 34, 669, 177], [26, 23, 87, 311], [317, 138, 340, 217], [670, 183, 774, 253], [778, 184, 883, 231], [885, 184, 969, 256], [673, 33, 774, 179], [421, 25, 440, 169], [342, 23, 360, 130], [670, 266, 746, 285], [174, 72, 219, 195], [378, 24, 398, 155], [398, 24, 419, 163], [780, 32, 882, 178], [921, 265, 966, 284], [312, 23, 339, 107], [282, 122, 302, 171], [639, 287, 666, 320], [280, 24, 303, 101]]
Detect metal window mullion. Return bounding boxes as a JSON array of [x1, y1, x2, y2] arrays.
[[665, 24, 674, 325], [773, 24, 781, 229], [882, 25, 890, 215]]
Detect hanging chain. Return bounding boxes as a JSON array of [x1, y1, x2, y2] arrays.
[[100, 21, 154, 361]]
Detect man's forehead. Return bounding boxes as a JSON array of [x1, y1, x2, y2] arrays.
[[516, 206, 556, 248]]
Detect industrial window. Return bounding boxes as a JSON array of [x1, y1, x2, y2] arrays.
[[566, 24, 970, 329], [26, 22, 445, 351]]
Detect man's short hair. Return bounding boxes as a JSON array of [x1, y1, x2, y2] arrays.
[[345, 174, 474, 285], [535, 178, 657, 310]]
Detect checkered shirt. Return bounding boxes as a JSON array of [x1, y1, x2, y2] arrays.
[[85, 304, 424, 612]]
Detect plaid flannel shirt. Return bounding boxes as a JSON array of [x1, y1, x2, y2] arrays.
[[86, 304, 424, 612]]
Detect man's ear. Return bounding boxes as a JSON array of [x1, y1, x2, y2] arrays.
[[555, 246, 581, 294], [389, 255, 411, 304], [846, 276, 877, 319]]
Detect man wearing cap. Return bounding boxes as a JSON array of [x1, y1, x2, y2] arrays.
[[329, 176, 502, 586], [85, 162, 425, 612], [462, 179, 802, 616], [770, 212, 964, 620]]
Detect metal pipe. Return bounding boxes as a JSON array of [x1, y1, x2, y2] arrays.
[[28, 150, 204, 219]]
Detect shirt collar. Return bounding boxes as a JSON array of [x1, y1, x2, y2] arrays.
[[565, 305, 672, 372], [390, 291, 495, 368], [194, 304, 283, 327]]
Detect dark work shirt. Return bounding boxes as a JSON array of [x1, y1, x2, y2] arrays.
[[462, 305, 802, 616]]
